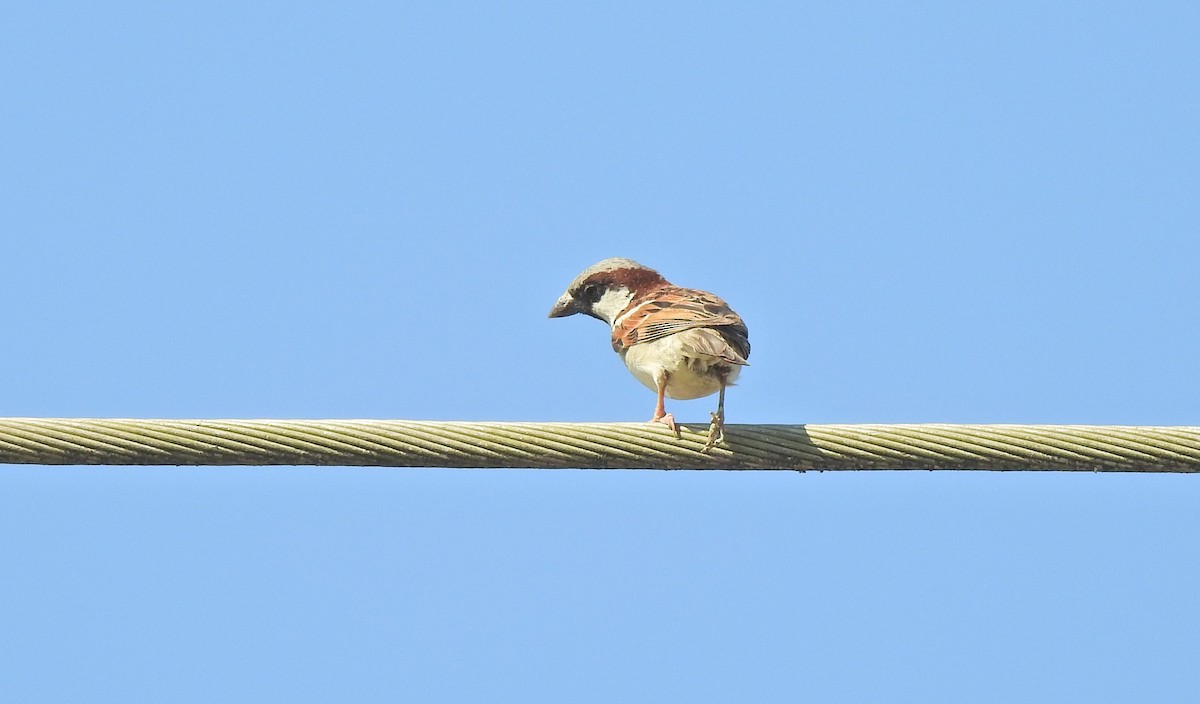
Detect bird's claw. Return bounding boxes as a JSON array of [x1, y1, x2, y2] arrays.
[[650, 413, 681, 439], [652, 410, 724, 449], [701, 411, 725, 453]]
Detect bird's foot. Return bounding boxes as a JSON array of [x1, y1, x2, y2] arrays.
[[650, 413, 681, 439], [701, 411, 725, 453]]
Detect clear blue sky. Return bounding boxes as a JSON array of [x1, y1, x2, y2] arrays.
[[2, 2, 1198, 701]]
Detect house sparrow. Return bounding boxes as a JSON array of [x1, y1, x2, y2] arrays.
[[548, 257, 750, 450]]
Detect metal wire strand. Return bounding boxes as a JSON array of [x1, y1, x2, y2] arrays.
[[0, 419, 1197, 471]]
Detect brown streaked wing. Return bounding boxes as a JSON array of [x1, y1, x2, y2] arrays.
[[611, 287, 750, 363]]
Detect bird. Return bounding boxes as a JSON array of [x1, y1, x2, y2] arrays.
[[548, 257, 749, 451]]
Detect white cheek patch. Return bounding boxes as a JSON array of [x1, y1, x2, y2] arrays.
[[591, 287, 634, 325]]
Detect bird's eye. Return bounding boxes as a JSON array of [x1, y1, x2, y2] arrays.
[[581, 283, 603, 303]]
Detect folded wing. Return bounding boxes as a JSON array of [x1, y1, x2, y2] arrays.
[[612, 286, 750, 364]]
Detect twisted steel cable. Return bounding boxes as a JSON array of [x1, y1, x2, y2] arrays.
[[0, 418, 1197, 471]]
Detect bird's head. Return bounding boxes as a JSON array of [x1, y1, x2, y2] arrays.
[[548, 257, 668, 325]]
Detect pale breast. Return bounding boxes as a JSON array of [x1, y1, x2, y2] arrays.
[[620, 329, 743, 400]]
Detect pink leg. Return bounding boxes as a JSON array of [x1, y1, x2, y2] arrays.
[[649, 373, 680, 438]]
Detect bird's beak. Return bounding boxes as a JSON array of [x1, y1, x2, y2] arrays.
[[548, 293, 579, 318]]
